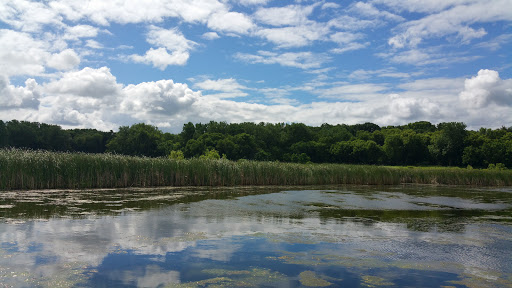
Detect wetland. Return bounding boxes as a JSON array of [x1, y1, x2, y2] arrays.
[[0, 185, 511, 287]]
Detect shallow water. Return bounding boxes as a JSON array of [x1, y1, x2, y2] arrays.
[[0, 185, 511, 287]]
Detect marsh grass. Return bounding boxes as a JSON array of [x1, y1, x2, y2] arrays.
[[1, 149, 511, 190]]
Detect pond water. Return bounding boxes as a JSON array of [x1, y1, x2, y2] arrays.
[[0, 185, 511, 287]]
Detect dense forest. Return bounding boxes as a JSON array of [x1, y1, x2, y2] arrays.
[[1, 120, 511, 169]]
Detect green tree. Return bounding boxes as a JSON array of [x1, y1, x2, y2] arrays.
[[184, 138, 205, 158], [169, 150, 185, 160], [233, 133, 257, 159], [429, 122, 467, 166], [106, 123, 165, 157], [200, 148, 221, 159], [383, 134, 404, 165], [0, 120, 8, 148]]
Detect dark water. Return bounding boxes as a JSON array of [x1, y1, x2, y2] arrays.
[[0, 185, 511, 287]]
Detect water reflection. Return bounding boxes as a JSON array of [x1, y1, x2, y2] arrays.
[[0, 185, 511, 287]]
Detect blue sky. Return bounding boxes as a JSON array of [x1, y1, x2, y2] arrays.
[[1, 0, 511, 132]]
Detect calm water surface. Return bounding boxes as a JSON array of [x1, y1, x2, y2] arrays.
[[0, 185, 511, 287]]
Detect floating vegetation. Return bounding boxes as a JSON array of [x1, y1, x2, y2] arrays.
[[299, 271, 333, 287], [447, 271, 512, 288], [165, 277, 233, 288], [361, 275, 394, 287], [167, 268, 287, 288]]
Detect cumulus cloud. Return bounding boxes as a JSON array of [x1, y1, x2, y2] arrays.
[[235, 51, 329, 69], [207, 11, 254, 34], [32, 67, 202, 130], [129, 26, 196, 69], [44, 67, 121, 98], [46, 49, 80, 70], [459, 69, 512, 108], [0, 75, 40, 110], [130, 48, 190, 70], [146, 26, 196, 52], [0, 29, 48, 76], [388, 94, 439, 120], [121, 80, 201, 117]]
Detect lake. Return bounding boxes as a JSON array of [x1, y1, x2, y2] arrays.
[[0, 185, 511, 287]]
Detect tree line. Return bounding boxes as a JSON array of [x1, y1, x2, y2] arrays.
[[1, 119, 511, 168]]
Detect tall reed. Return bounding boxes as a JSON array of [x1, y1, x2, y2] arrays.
[[1, 149, 511, 190]]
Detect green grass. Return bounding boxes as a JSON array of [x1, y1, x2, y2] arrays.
[[1, 149, 511, 190]]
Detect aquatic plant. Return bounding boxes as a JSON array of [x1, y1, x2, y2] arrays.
[[1, 149, 511, 190]]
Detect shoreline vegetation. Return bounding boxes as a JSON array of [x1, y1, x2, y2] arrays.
[[1, 149, 511, 191]]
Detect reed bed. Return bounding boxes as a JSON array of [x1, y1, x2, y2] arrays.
[[1, 149, 511, 190]]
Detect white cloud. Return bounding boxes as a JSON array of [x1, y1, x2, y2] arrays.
[[328, 16, 378, 31], [349, 2, 404, 21], [63, 24, 99, 40], [332, 42, 369, 54], [330, 32, 365, 44], [388, 93, 440, 120], [0, 29, 48, 76], [235, 51, 329, 69], [146, 26, 197, 52], [44, 67, 121, 98], [193, 78, 248, 98], [194, 78, 247, 92], [373, 0, 478, 14], [459, 69, 512, 108], [32, 67, 202, 130], [382, 48, 481, 66], [130, 26, 195, 69], [398, 77, 464, 92], [85, 39, 103, 49], [474, 34, 512, 51], [256, 24, 330, 48], [4, 65, 512, 132], [322, 3, 341, 10], [0, 75, 40, 110], [237, 0, 270, 5], [130, 48, 190, 70], [330, 32, 368, 54], [121, 79, 201, 117], [253, 4, 317, 26], [388, 0, 511, 48], [317, 83, 389, 100], [46, 49, 80, 70], [0, 0, 63, 32], [349, 69, 415, 80], [207, 11, 254, 34], [202, 32, 220, 40]]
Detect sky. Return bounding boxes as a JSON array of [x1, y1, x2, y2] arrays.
[[0, 0, 511, 133]]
